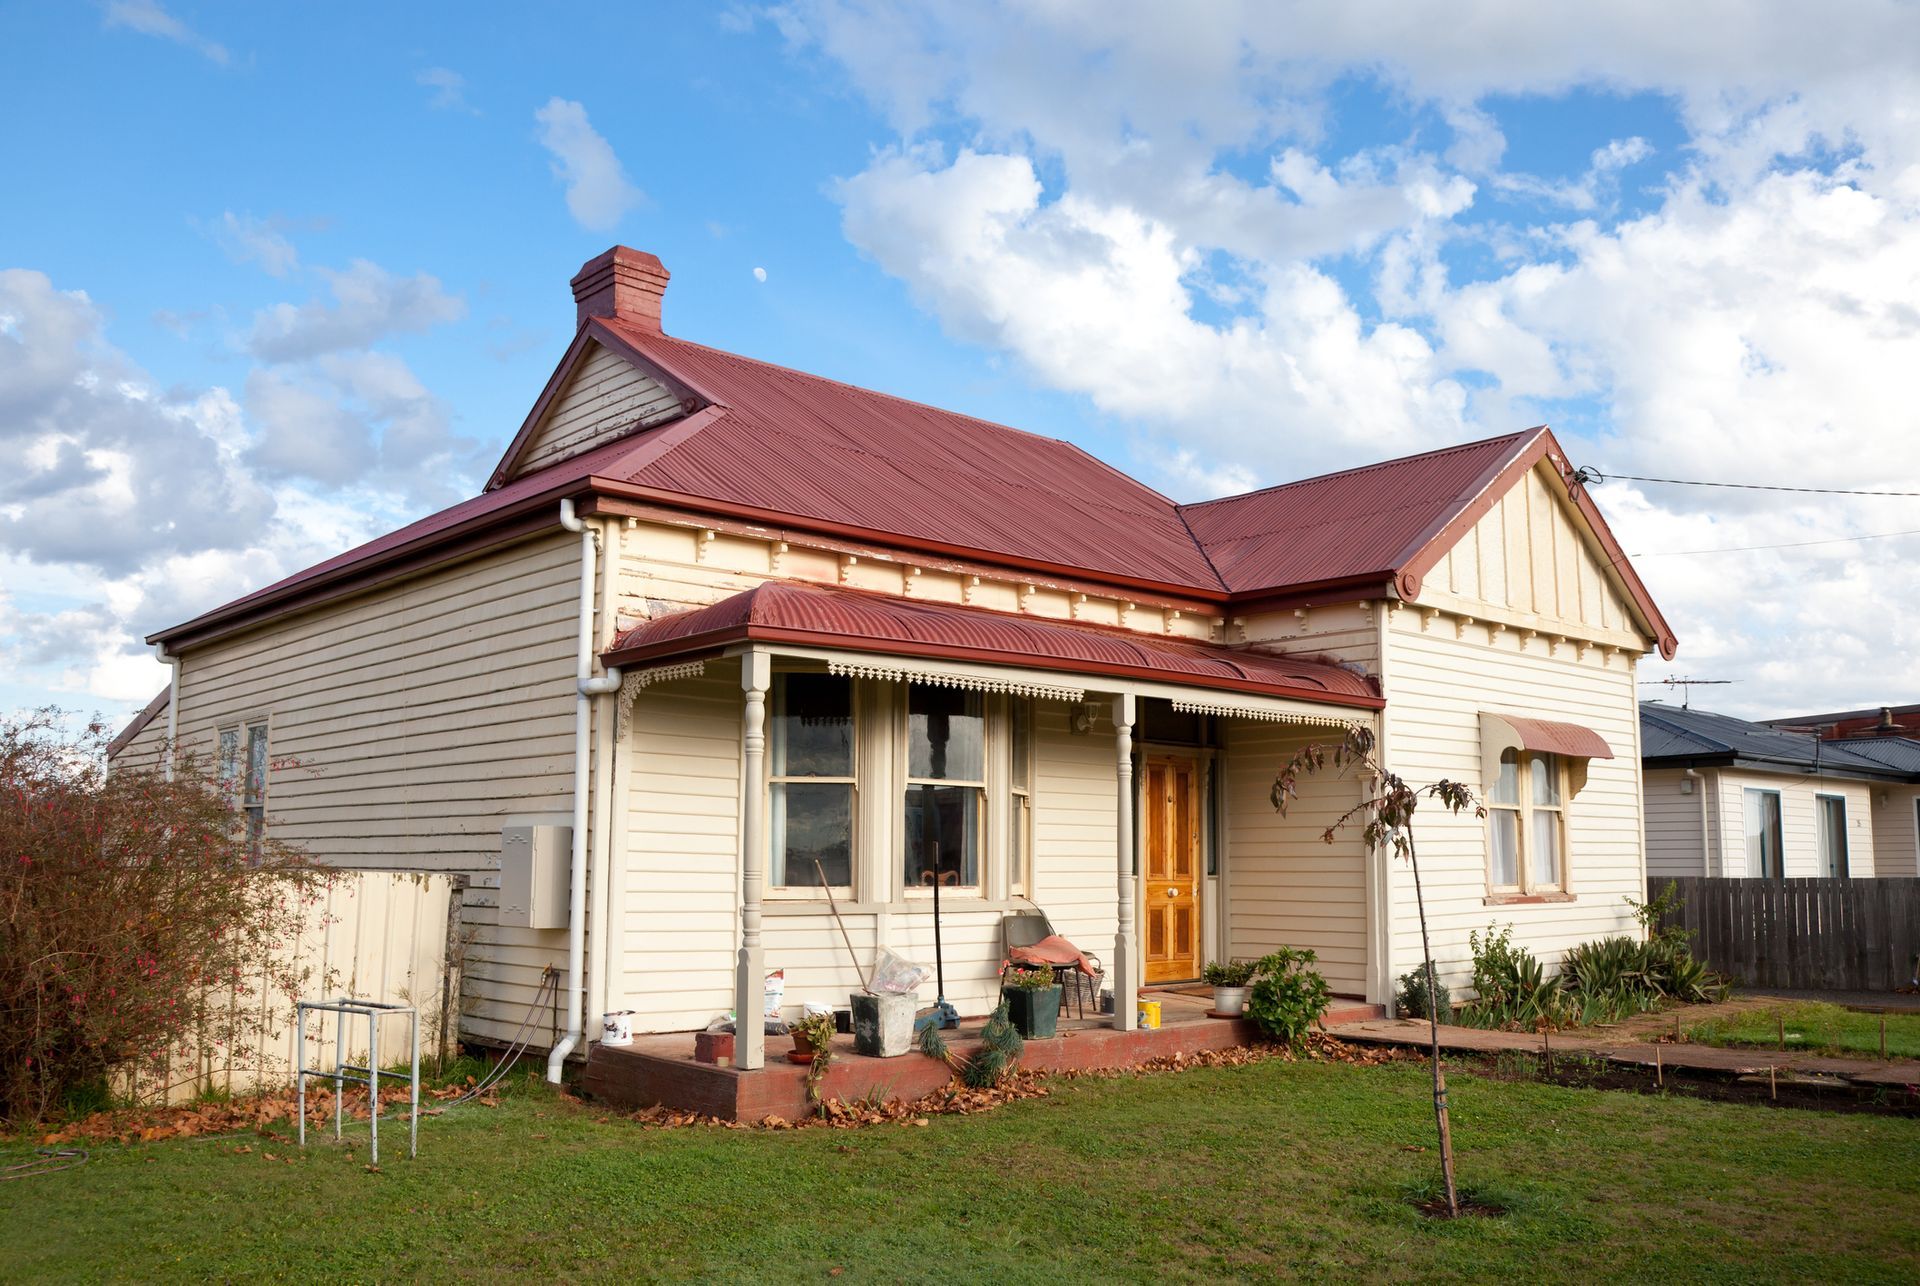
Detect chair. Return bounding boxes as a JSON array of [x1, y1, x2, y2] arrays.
[[999, 910, 1104, 1020]]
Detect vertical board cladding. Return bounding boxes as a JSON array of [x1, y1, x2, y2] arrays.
[[1381, 612, 1647, 994], [616, 678, 1123, 1034], [1869, 787, 1920, 877], [1421, 463, 1639, 643], [1643, 767, 1711, 878], [1223, 719, 1369, 996], [1708, 769, 1879, 878], [508, 342, 685, 479], [168, 533, 579, 1045]]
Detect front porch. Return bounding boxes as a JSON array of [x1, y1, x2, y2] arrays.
[[583, 989, 1385, 1120]]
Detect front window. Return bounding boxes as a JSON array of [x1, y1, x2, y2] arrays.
[[769, 674, 855, 890], [1744, 788, 1784, 878], [1487, 748, 1565, 894], [903, 687, 984, 891]]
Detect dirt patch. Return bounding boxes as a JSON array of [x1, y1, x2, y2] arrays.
[[1412, 1192, 1509, 1220]]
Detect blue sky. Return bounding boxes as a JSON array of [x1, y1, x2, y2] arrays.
[[3, 2, 1919, 727]]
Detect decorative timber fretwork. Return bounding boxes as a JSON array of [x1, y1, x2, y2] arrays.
[[825, 659, 1085, 703], [616, 660, 709, 736]]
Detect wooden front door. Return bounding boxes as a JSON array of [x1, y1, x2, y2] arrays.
[[1143, 757, 1201, 983]]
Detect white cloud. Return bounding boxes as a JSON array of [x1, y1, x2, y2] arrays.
[[247, 260, 465, 362], [418, 67, 477, 114], [533, 97, 642, 230], [206, 211, 299, 276], [103, 0, 228, 65], [785, 0, 1920, 715]]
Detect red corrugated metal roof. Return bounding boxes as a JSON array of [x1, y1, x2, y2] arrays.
[[595, 320, 1225, 592], [1178, 430, 1541, 595], [603, 580, 1382, 707], [1490, 713, 1614, 761]]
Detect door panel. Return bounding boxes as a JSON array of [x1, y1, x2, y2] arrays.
[[1144, 758, 1201, 982]]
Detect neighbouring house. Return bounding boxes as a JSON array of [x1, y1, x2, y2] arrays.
[[1766, 702, 1920, 741], [1764, 705, 1920, 878], [112, 246, 1676, 1073], [1641, 702, 1920, 880]]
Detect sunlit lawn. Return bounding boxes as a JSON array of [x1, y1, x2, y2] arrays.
[[1680, 1000, 1920, 1060], [4, 1056, 1917, 1282]]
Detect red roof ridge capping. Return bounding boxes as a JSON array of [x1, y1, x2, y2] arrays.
[[603, 580, 1383, 709]]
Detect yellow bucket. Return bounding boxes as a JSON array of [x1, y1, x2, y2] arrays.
[[1136, 999, 1162, 1030]]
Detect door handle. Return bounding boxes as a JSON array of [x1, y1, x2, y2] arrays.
[[1167, 887, 1178, 897]]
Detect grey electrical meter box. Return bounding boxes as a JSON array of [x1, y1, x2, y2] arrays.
[[499, 825, 570, 928]]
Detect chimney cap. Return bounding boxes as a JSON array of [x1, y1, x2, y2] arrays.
[[571, 245, 669, 332]]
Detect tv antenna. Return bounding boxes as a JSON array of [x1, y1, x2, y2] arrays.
[[1639, 676, 1736, 710]]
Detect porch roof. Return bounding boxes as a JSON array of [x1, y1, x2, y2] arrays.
[[601, 581, 1383, 709]]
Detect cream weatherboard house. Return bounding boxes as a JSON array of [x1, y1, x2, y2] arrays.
[[113, 247, 1676, 1076]]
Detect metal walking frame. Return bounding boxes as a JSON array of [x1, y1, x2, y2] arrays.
[[295, 998, 420, 1163]]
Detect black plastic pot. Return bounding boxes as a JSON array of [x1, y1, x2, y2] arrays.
[[1006, 986, 1063, 1038]]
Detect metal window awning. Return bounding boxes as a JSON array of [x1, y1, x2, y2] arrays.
[[1481, 711, 1614, 797]]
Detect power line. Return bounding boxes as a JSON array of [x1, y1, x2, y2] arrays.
[[1634, 527, 1920, 558], [1573, 466, 1920, 498]]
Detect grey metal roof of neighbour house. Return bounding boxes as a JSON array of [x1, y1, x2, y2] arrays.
[[1639, 702, 1917, 780], [1821, 736, 1920, 776]]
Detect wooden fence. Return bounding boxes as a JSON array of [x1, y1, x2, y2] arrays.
[[127, 870, 464, 1105], [1653, 877, 1920, 993]]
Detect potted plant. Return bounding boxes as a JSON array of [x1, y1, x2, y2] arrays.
[[1001, 963, 1064, 1038], [1202, 960, 1257, 1017], [788, 1010, 835, 1064]]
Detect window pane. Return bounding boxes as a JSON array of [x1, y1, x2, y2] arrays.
[[904, 784, 980, 888], [1490, 810, 1519, 886], [1531, 809, 1561, 887], [1530, 754, 1560, 807], [1745, 789, 1783, 877], [1818, 797, 1849, 878], [771, 782, 853, 887], [907, 687, 983, 781], [218, 728, 241, 798], [244, 725, 268, 808], [772, 674, 852, 777], [1491, 749, 1520, 805]]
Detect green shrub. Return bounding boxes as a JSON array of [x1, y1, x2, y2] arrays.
[[1455, 923, 1566, 1030], [1202, 960, 1256, 988], [1396, 963, 1451, 1021], [1245, 948, 1332, 1050]]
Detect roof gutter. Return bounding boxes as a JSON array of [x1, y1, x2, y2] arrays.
[[548, 499, 623, 1084]]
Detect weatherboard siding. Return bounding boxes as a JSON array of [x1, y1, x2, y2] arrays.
[[1380, 608, 1648, 995], [165, 532, 580, 1045], [1644, 767, 1711, 879], [1704, 768, 1877, 878], [1223, 720, 1369, 996], [1869, 787, 1920, 877], [615, 665, 1123, 1033], [509, 341, 684, 480]]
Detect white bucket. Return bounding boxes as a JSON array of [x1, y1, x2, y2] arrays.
[[601, 1010, 635, 1047]]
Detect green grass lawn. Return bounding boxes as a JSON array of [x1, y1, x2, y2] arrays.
[[4, 1057, 1917, 1283], [1680, 1000, 1920, 1060]]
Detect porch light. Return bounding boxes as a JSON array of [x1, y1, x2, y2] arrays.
[[1070, 701, 1099, 736]]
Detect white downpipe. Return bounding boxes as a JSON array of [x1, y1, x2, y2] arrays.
[[153, 642, 181, 782], [548, 499, 622, 1083]]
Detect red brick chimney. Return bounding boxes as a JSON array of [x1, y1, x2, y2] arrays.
[[571, 246, 669, 332]]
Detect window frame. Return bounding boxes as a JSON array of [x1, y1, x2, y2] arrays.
[[1007, 696, 1034, 898], [1484, 747, 1571, 900], [1743, 787, 1785, 879], [217, 717, 270, 859], [1815, 792, 1849, 879], [765, 671, 859, 899], [901, 685, 989, 897]]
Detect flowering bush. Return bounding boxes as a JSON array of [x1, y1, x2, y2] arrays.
[[0, 712, 322, 1124]]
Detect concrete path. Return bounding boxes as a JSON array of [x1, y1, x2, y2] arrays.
[[1326, 1018, 1920, 1089]]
